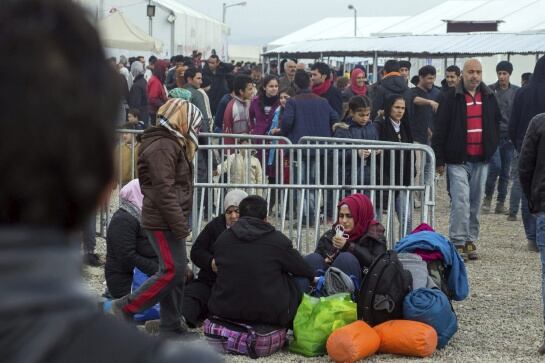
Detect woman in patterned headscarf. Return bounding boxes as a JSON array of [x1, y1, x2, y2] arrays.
[[111, 98, 203, 339]]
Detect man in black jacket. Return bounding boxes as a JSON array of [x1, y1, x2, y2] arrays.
[[310, 62, 343, 118], [371, 59, 410, 120], [433, 59, 501, 260], [202, 55, 233, 116], [0, 0, 220, 362], [208, 195, 315, 328], [518, 113, 545, 354], [182, 190, 247, 327]]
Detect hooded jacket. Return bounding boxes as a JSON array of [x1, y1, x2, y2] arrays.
[[0, 229, 221, 363], [519, 113, 545, 213], [509, 56, 545, 151], [137, 127, 193, 240], [432, 81, 501, 166], [208, 217, 314, 327], [371, 75, 409, 119], [128, 74, 149, 126]]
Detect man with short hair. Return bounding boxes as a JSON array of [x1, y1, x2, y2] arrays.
[[1, 0, 219, 361], [144, 55, 157, 82], [202, 54, 232, 116], [482, 61, 519, 215], [518, 112, 545, 354], [207, 195, 314, 328], [442, 65, 461, 91], [399, 60, 412, 85], [165, 55, 185, 91], [409, 65, 441, 203], [371, 59, 409, 119], [184, 68, 210, 126], [433, 59, 502, 260], [310, 61, 343, 117], [268, 60, 279, 76], [223, 74, 255, 136], [279, 59, 297, 94], [280, 70, 338, 224], [522, 72, 533, 87]]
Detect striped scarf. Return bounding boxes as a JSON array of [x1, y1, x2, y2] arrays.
[[157, 98, 203, 160]]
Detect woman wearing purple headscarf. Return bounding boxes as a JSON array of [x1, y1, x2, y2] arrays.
[[105, 179, 158, 298]]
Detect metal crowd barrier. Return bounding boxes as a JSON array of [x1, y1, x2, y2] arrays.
[[104, 130, 436, 254]]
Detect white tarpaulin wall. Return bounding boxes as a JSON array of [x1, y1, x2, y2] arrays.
[[98, 10, 163, 53]]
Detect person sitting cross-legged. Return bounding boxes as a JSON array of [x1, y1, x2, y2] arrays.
[[207, 195, 314, 328], [181, 190, 248, 327]]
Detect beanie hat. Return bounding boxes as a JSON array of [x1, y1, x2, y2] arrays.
[[224, 190, 248, 211], [399, 60, 412, 70], [496, 61, 513, 75]]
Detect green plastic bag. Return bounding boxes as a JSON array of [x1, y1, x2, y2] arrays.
[[290, 293, 357, 357]]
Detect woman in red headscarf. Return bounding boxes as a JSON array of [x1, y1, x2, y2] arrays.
[[342, 68, 368, 102], [304, 193, 386, 286]]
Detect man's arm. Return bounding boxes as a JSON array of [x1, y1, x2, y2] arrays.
[[431, 92, 451, 170], [519, 117, 540, 201]]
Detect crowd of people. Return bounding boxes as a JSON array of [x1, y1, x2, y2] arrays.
[[4, 0, 545, 360]]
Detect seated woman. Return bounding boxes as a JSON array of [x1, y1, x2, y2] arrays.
[[182, 189, 248, 328], [305, 193, 386, 289], [105, 179, 158, 298]]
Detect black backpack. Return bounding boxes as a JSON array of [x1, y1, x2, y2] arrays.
[[357, 250, 413, 326]]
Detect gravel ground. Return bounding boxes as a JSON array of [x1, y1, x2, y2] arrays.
[[84, 179, 545, 362]]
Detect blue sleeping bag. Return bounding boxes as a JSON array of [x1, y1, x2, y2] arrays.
[[395, 231, 469, 301], [403, 288, 458, 349], [132, 268, 160, 322]]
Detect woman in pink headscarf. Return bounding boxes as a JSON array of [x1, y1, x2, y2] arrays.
[[105, 179, 158, 298], [304, 193, 386, 289], [342, 68, 368, 102]]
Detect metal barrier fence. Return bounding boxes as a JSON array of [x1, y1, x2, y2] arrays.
[[105, 130, 435, 253]]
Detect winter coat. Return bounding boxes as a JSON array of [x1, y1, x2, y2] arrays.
[[214, 93, 233, 132], [432, 81, 501, 166], [488, 82, 519, 137], [128, 75, 149, 126], [509, 56, 545, 151], [280, 89, 338, 144], [147, 75, 167, 116], [217, 150, 264, 196], [249, 97, 280, 136], [105, 208, 158, 298], [208, 217, 314, 327], [315, 223, 387, 270], [137, 127, 193, 240], [321, 84, 343, 118], [190, 215, 227, 285], [203, 62, 233, 115], [519, 113, 545, 213], [371, 75, 409, 119], [375, 116, 414, 187], [278, 75, 296, 94], [0, 229, 221, 363]]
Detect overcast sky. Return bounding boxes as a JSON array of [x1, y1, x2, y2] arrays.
[[178, 0, 447, 46]]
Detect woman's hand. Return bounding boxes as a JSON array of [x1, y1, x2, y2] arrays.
[[332, 235, 347, 249]]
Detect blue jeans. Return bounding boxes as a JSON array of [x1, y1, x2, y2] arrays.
[[447, 162, 489, 247], [485, 138, 514, 203], [395, 190, 413, 236], [535, 213, 545, 324], [509, 151, 522, 215], [296, 252, 362, 293], [522, 195, 537, 242]]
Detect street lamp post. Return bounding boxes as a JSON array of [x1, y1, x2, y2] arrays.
[[222, 1, 247, 61], [348, 4, 357, 37], [222, 1, 247, 23]]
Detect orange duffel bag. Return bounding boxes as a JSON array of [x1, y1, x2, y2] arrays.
[[326, 320, 380, 363], [373, 320, 437, 357]]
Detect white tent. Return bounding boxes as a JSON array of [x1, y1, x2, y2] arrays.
[[98, 10, 163, 53]]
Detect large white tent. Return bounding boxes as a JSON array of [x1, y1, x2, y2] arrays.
[[98, 10, 163, 53]]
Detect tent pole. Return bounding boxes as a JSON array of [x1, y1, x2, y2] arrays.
[[372, 51, 378, 83], [343, 56, 346, 75], [444, 57, 447, 76]]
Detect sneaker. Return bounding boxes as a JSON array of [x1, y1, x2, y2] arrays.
[[507, 213, 517, 221], [481, 197, 492, 213], [528, 239, 539, 252], [144, 319, 161, 335], [456, 245, 468, 262], [494, 202, 507, 214], [83, 253, 103, 267], [465, 241, 478, 260]]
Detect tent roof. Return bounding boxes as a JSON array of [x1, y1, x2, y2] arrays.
[[264, 31, 545, 58], [99, 10, 163, 53], [154, 0, 228, 32], [267, 0, 545, 48]]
